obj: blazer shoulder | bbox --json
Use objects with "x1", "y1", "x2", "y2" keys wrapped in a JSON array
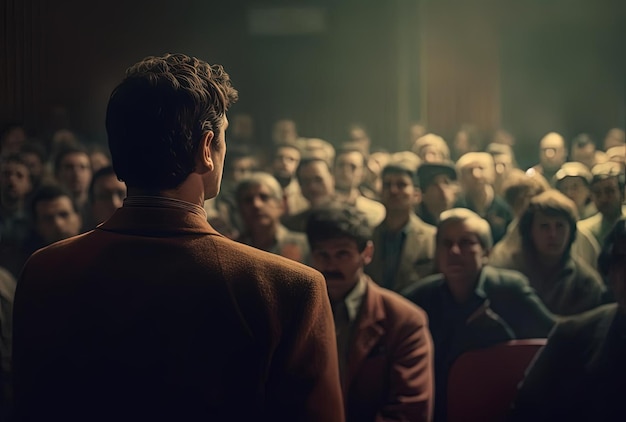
[
  {"x1": 398, "y1": 273, "x2": 443, "y2": 304},
  {"x1": 482, "y1": 266, "x2": 531, "y2": 289}
]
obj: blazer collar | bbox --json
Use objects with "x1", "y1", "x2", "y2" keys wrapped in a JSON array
[
  {"x1": 97, "y1": 205, "x2": 221, "y2": 238},
  {"x1": 346, "y1": 277, "x2": 386, "y2": 390}
]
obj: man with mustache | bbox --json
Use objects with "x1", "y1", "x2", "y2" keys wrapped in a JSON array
[{"x1": 306, "y1": 204, "x2": 434, "y2": 422}]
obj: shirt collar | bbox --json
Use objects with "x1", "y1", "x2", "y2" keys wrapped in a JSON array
[
  {"x1": 342, "y1": 275, "x2": 368, "y2": 321},
  {"x1": 123, "y1": 195, "x2": 207, "y2": 219}
]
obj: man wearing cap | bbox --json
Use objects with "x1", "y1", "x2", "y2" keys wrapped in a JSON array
[
  {"x1": 367, "y1": 162, "x2": 437, "y2": 293},
  {"x1": 415, "y1": 161, "x2": 459, "y2": 226},
  {"x1": 554, "y1": 161, "x2": 597, "y2": 219},
  {"x1": 579, "y1": 161, "x2": 626, "y2": 247},
  {"x1": 528, "y1": 132, "x2": 568, "y2": 184}
]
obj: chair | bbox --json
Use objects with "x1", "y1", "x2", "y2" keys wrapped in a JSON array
[{"x1": 447, "y1": 338, "x2": 547, "y2": 422}]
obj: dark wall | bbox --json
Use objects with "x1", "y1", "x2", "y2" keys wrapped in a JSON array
[{"x1": 2, "y1": 0, "x2": 624, "y2": 160}]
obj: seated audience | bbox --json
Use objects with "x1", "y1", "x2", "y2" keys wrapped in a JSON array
[
  {"x1": 306, "y1": 204, "x2": 434, "y2": 422},
  {"x1": 411, "y1": 133, "x2": 451, "y2": 163},
  {"x1": 527, "y1": 132, "x2": 568, "y2": 185},
  {"x1": 84, "y1": 165, "x2": 127, "y2": 230},
  {"x1": 402, "y1": 208, "x2": 555, "y2": 422},
  {"x1": 578, "y1": 161, "x2": 625, "y2": 247},
  {"x1": 235, "y1": 172, "x2": 309, "y2": 263},
  {"x1": 270, "y1": 142, "x2": 308, "y2": 217},
  {"x1": 509, "y1": 218, "x2": 626, "y2": 421},
  {"x1": 415, "y1": 161, "x2": 459, "y2": 226},
  {"x1": 283, "y1": 156, "x2": 337, "y2": 233},
  {"x1": 367, "y1": 162, "x2": 436, "y2": 292},
  {"x1": 454, "y1": 152, "x2": 514, "y2": 245},
  {"x1": 490, "y1": 190, "x2": 605, "y2": 315},
  {"x1": 553, "y1": 161, "x2": 597, "y2": 219},
  {"x1": 333, "y1": 146, "x2": 385, "y2": 228},
  {"x1": 53, "y1": 144, "x2": 93, "y2": 223}
]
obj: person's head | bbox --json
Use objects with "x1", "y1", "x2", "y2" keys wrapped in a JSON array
[
  {"x1": 53, "y1": 144, "x2": 92, "y2": 199},
  {"x1": 229, "y1": 112, "x2": 254, "y2": 141},
  {"x1": 380, "y1": 162, "x2": 420, "y2": 214},
  {"x1": 502, "y1": 169, "x2": 551, "y2": 218},
  {"x1": 0, "y1": 154, "x2": 32, "y2": 206},
  {"x1": 88, "y1": 143, "x2": 112, "y2": 173},
  {"x1": 333, "y1": 146, "x2": 366, "y2": 191},
  {"x1": 603, "y1": 128, "x2": 625, "y2": 151},
  {"x1": 19, "y1": 140, "x2": 48, "y2": 185},
  {"x1": 606, "y1": 145, "x2": 625, "y2": 166},
  {"x1": 553, "y1": 162, "x2": 592, "y2": 214},
  {"x1": 569, "y1": 133, "x2": 597, "y2": 169},
  {"x1": 589, "y1": 161, "x2": 625, "y2": 219},
  {"x1": 235, "y1": 172, "x2": 284, "y2": 233},
  {"x1": 31, "y1": 184, "x2": 82, "y2": 244},
  {"x1": 598, "y1": 218, "x2": 626, "y2": 310},
  {"x1": 89, "y1": 166, "x2": 126, "y2": 225},
  {"x1": 272, "y1": 119, "x2": 298, "y2": 145},
  {"x1": 271, "y1": 142, "x2": 301, "y2": 187},
  {"x1": 0, "y1": 122, "x2": 27, "y2": 157},
  {"x1": 435, "y1": 208, "x2": 492, "y2": 288},
  {"x1": 417, "y1": 161, "x2": 458, "y2": 219},
  {"x1": 453, "y1": 124, "x2": 482, "y2": 158},
  {"x1": 411, "y1": 133, "x2": 450, "y2": 163},
  {"x1": 519, "y1": 190, "x2": 578, "y2": 262},
  {"x1": 296, "y1": 157, "x2": 335, "y2": 207},
  {"x1": 347, "y1": 123, "x2": 371, "y2": 154},
  {"x1": 538, "y1": 132, "x2": 567, "y2": 172},
  {"x1": 306, "y1": 203, "x2": 373, "y2": 301},
  {"x1": 223, "y1": 146, "x2": 259, "y2": 185},
  {"x1": 456, "y1": 152, "x2": 495, "y2": 195},
  {"x1": 301, "y1": 138, "x2": 335, "y2": 167},
  {"x1": 106, "y1": 53, "x2": 238, "y2": 198}
]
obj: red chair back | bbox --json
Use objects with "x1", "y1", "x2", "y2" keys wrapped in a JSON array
[{"x1": 447, "y1": 338, "x2": 547, "y2": 422}]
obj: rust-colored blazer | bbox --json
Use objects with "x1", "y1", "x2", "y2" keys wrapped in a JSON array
[
  {"x1": 344, "y1": 278, "x2": 434, "y2": 422},
  {"x1": 13, "y1": 204, "x2": 344, "y2": 422}
]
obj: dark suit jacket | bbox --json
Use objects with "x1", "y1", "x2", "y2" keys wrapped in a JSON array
[
  {"x1": 510, "y1": 304, "x2": 626, "y2": 422},
  {"x1": 12, "y1": 204, "x2": 344, "y2": 422},
  {"x1": 345, "y1": 279, "x2": 434, "y2": 422},
  {"x1": 401, "y1": 266, "x2": 554, "y2": 421},
  {"x1": 367, "y1": 213, "x2": 437, "y2": 293}
]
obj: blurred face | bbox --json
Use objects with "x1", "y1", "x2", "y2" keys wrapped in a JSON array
[
  {"x1": 590, "y1": 177, "x2": 623, "y2": 218},
  {"x1": 298, "y1": 161, "x2": 335, "y2": 207},
  {"x1": 21, "y1": 152, "x2": 44, "y2": 181},
  {"x1": 0, "y1": 161, "x2": 31, "y2": 202},
  {"x1": 90, "y1": 151, "x2": 110, "y2": 173},
  {"x1": 310, "y1": 237, "x2": 373, "y2": 302},
  {"x1": 238, "y1": 183, "x2": 283, "y2": 231},
  {"x1": 459, "y1": 160, "x2": 494, "y2": 193},
  {"x1": 557, "y1": 177, "x2": 590, "y2": 212},
  {"x1": 539, "y1": 134, "x2": 566, "y2": 171},
  {"x1": 36, "y1": 196, "x2": 82, "y2": 244},
  {"x1": 422, "y1": 175, "x2": 457, "y2": 216},
  {"x1": 571, "y1": 143, "x2": 596, "y2": 169},
  {"x1": 419, "y1": 145, "x2": 446, "y2": 163},
  {"x1": 530, "y1": 212, "x2": 571, "y2": 259},
  {"x1": 91, "y1": 174, "x2": 126, "y2": 225},
  {"x1": 230, "y1": 157, "x2": 256, "y2": 183},
  {"x1": 381, "y1": 172, "x2": 418, "y2": 212},
  {"x1": 57, "y1": 152, "x2": 92, "y2": 196},
  {"x1": 437, "y1": 220, "x2": 487, "y2": 286},
  {"x1": 334, "y1": 151, "x2": 364, "y2": 191},
  {"x1": 272, "y1": 146, "x2": 300, "y2": 180},
  {"x1": 273, "y1": 120, "x2": 297, "y2": 144}
]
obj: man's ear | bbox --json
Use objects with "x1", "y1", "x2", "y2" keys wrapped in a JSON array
[
  {"x1": 197, "y1": 131, "x2": 215, "y2": 173},
  {"x1": 362, "y1": 240, "x2": 374, "y2": 266}
]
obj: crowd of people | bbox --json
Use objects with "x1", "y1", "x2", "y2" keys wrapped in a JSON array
[{"x1": 0, "y1": 52, "x2": 625, "y2": 420}]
